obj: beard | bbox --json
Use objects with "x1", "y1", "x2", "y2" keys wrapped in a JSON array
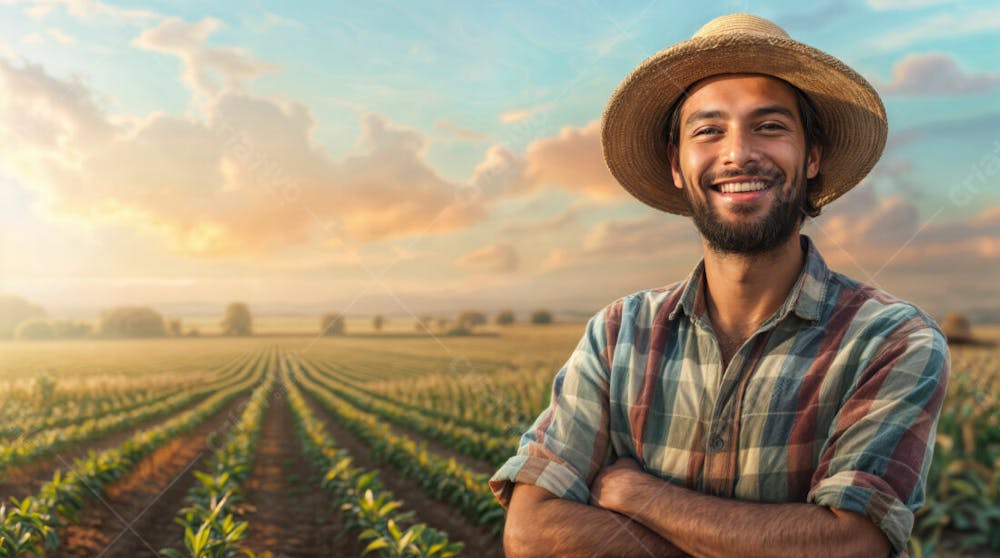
[{"x1": 682, "y1": 163, "x2": 807, "y2": 256}]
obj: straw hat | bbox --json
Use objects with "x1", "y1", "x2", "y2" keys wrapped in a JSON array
[{"x1": 601, "y1": 13, "x2": 888, "y2": 216}]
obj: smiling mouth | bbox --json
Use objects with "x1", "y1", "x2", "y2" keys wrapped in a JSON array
[{"x1": 712, "y1": 180, "x2": 770, "y2": 194}]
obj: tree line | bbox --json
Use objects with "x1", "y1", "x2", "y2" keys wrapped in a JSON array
[{"x1": 1, "y1": 294, "x2": 556, "y2": 340}]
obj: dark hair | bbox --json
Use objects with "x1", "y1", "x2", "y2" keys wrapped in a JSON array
[{"x1": 664, "y1": 78, "x2": 825, "y2": 218}]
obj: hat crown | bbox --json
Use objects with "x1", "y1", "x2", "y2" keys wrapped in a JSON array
[{"x1": 692, "y1": 13, "x2": 789, "y2": 40}]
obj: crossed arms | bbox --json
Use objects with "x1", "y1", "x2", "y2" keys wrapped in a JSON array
[{"x1": 504, "y1": 458, "x2": 890, "y2": 558}]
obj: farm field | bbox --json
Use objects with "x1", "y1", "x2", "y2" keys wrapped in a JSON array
[{"x1": 0, "y1": 325, "x2": 997, "y2": 557}]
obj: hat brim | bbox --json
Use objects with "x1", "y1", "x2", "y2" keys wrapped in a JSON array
[{"x1": 601, "y1": 33, "x2": 888, "y2": 216}]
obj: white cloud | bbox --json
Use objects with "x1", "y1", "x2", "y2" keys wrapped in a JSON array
[
  {"x1": 58, "y1": 0, "x2": 160, "y2": 24},
  {"x1": 882, "y1": 52, "x2": 1000, "y2": 95},
  {"x1": 872, "y1": 8, "x2": 1000, "y2": 51},
  {"x1": 133, "y1": 17, "x2": 276, "y2": 96},
  {"x1": 47, "y1": 27, "x2": 75, "y2": 45},
  {"x1": 0, "y1": 58, "x2": 485, "y2": 255},
  {"x1": 24, "y1": 3, "x2": 54, "y2": 19}
]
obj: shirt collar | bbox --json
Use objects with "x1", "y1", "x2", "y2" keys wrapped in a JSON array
[{"x1": 668, "y1": 235, "x2": 830, "y2": 325}]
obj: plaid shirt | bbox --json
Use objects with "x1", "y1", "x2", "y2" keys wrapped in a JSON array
[{"x1": 490, "y1": 235, "x2": 949, "y2": 555}]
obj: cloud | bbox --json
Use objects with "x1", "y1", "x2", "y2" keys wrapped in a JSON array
[
  {"x1": 525, "y1": 120, "x2": 621, "y2": 199},
  {"x1": 882, "y1": 53, "x2": 1000, "y2": 95},
  {"x1": 501, "y1": 205, "x2": 581, "y2": 235},
  {"x1": 807, "y1": 182, "x2": 1000, "y2": 284},
  {"x1": 24, "y1": 3, "x2": 54, "y2": 19},
  {"x1": 541, "y1": 214, "x2": 700, "y2": 272},
  {"x1": 500, "y1": 104, "x2": 550, "y2": 124},
  {"x1": 455, "y1": 242, "x2": 519, "y2": 273},
  {"x1": 434, "y1": 119, "x2": 487, "y2": 142},
  {"x1": 46, "y1": 28, "x2": 75, "y2": 45},
  {"x1": 777, "y1": 1, "x2": 854, "y2": 31},
  {"x1": 470, "y1": 119, "x2": 626, "y2": 203},
  {"x1": 0, "y1": 58, "x2": 484, "y2": 255},
  {"x1": 47, "y1": 0, "x2": 160, "y2": 24},
  {"x1": 241, "y1": 11, "x2": 301, "y2": 32},
  {"x1": 133, "y1": 17, "x2": 276, "y2": 96},
  {"x1": 872, "y1": 8, "x2": 1000, "y2": 51},
  {"x1": 867, "y1": 0, "x2": 955, "y2": 9}
]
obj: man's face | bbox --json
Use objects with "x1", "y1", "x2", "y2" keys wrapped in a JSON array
[{"x1": 668, "y1": 74, "x2": 821, "y2": 255}]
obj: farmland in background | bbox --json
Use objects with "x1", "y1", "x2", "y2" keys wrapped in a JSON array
[{"x1": 0, "y1": 324, "x2": 997, "y2": 557}]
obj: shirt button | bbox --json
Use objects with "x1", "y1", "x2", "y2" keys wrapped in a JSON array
[{"x1": 709, "y1": 435, "x2": 725, "y2": 452}]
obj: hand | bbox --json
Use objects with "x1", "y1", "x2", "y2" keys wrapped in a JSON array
[{"x1": 590, "y1": 456, "x2": 644, "y2": 514}]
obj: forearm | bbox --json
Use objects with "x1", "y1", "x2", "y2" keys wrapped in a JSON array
[
  {"x1": 613, "y1": 477, "x2": 889, "y2": 558},
  {"x1": 505, "y1": 483, "x2": 687, "y2": 558}
]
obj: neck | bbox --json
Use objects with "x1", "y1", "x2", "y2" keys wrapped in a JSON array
[{"x1": 701, "y1": 232, "x2": 805, "y2": 337}]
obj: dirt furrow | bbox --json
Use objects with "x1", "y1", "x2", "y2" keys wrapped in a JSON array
[
  {"x1": 242, "y1": 387, "x2": 357, "y2": 557},
  {"x1": 300, "y1": 389, "x2": 504, "y2": 558},
  {"x1": 46, "y1": 395, "x2": 250, "y2": 558}
]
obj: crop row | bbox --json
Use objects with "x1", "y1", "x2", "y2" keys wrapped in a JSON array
[
  {"x1": 0, "y1": 350, "x2": 256, "y2": 426},
  {"x1": 291, "y1": 355, "x2": 505, "y2": 537},
  {"x1": 306, "y1": 358, "x2": 514, "y2": 467},
  {"x1": 0, "y1": 350, "x2": 264, "y2": 478},
  {"x1": 365, "y1": 367, "x2": 549, "y2": 438},
  {"x1": 909, "y1": 355, "x2": 1000, "y2": 557},
  {"x1": 279, "y1": 351, "x2": 464, "y2": 557},
  {"x1": 163, "y1": 350, "x2": 277, "y2": 558},
  {"x1": 0, "y1": 349, "x2": 266, "y2": 557},
  {"x1": 0, "y1": 350, "x2": 255, "y2": 442}
]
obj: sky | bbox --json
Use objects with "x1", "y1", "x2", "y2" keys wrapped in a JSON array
[{"x1": 0, "y1": 0, "x2": 998, "y2": 320}]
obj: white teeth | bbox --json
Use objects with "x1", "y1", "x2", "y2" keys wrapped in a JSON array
[{"x1": 718, "y1": 181, "x2": 768, "y2": 194}]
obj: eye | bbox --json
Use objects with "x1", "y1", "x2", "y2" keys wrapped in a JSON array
[
  {"x1": 757, "y1": 122, "x2": 788, "y2": 132},
  {"x1": 693, "y1": 127, "x2": 721, "y2": 136}
]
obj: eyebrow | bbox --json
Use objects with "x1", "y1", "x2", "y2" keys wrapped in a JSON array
[{"x1": 684, "y1": 105, "x2": 797, "y2": 127}]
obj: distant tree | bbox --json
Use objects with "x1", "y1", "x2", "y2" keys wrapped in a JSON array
[
  {"x1": 456, "y1": 310, "x2": 487, "y2": 329},
  {"x1": 495, "y1": 309, "x2": 516, "y2": 326},
  {"x1": 0, "y1": 295, "x2": 46, "y2": 338},
  {"x1": 100, "y1": 306, "x2": 167, "y2": 337},
  {"x1": 221, "y1": 302, "x2": 253, "y2": 336},
  {"x1": 52, "y1": 320, "x2": 91, "y2": 338},
  {"x1": 415, "y1": 315, "x2": 434, "y2": 332},
  {"x1": 14, "y1": 318, "x2": 53, "y2": 339},
  {"x1": 435, "y1": 317, "x2": 449, "y2": 331},
  {"x1": 446, "y1": 323, "x2": 472, "y2": 336},
  {"x1": 186, "y1": 328, "x2": 201, "y2": 337},
  {"x1": 530, "y1": 309, "x2": 553, "y2": 325},
  {"x1": 321, "y1": 312, "x2": 346, "y2": 336},
  {"x1": 167, "y1": 319, "x2": 183, "y2": 337},
  {"x1": 373, "y1": 314, "x2": 385, "y2": 332}
]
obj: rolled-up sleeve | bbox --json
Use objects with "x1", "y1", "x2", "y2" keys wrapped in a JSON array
[
  {"x1": 808, "y1": 316, "x2": 950, "y2": 556},
  {"x1": 489, "y1": 308, "x2": 614, "y2": 509}
]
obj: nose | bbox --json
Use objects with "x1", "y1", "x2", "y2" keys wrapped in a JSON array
[{"x1": 721, "y1": 126, "x2": 759, "y2": 168}]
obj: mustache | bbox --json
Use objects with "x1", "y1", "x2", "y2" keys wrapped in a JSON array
[{"x1": 700, "y1": 165, "x2": 785, "y2": 189}]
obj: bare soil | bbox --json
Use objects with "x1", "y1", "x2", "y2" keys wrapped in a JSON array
[
  {"x1": 242, "y1": 386, "x2": 360, "y2": 557},
  {"x1": 45, "y1": 396, "x2": 249, "y2": 558},
  {"x1": 301, "y1": 389, "x2": 504, "y2": 558}
]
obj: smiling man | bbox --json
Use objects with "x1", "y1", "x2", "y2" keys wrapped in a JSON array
[{"x1": 490, "y1": 14, "x2": 949, "y2": 558}]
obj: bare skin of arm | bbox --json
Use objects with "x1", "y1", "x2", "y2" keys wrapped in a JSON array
[
  {"x1": 590, "y1": 458, "x2": 892, "y2": 558},
  {"x1": 504, "y1": 482, "x2": 689, "y2": 558}
]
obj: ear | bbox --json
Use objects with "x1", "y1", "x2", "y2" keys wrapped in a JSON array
[
  {"x1": 668, "y1": 145, "x2": 683, "y2": 190},
  {"x1": 806, "y1": 143, "x2": 822, "y2": 179}
]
